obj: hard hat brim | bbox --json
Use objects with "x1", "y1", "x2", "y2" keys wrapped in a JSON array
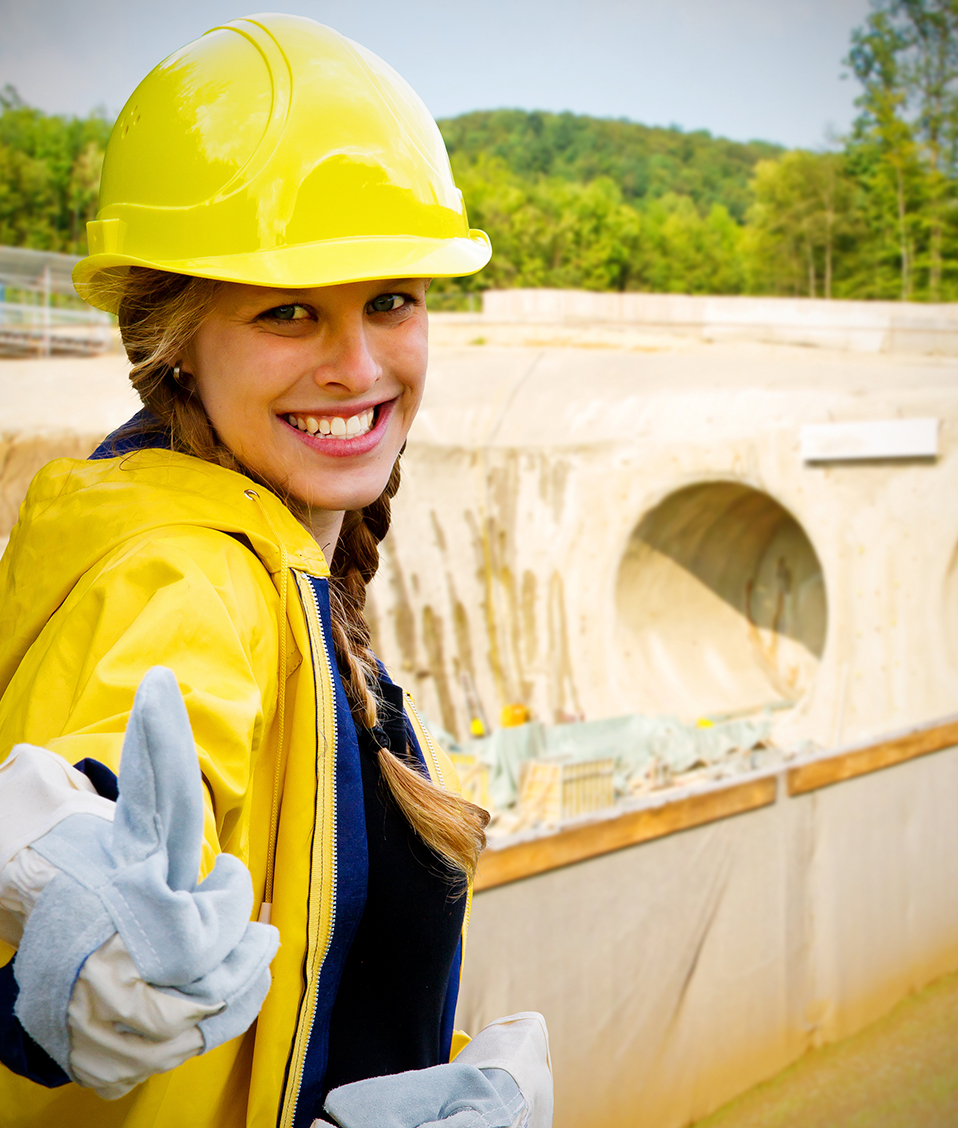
[{"x1": 73, "y1": 231, "x2": 492, "y2": 314}]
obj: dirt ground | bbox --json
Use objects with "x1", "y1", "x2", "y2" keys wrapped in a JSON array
[{"x1": 693, "y1": 970, "x2": 958, "y2": 1128}]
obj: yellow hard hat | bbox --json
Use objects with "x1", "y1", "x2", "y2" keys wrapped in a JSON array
[{"x1": 73, "y1": 14, "x2": 491, "y2": 312}]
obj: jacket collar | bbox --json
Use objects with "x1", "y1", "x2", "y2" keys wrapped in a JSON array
[{"x1": 0, "y1": 444, "x2": 329, "y2": 702}]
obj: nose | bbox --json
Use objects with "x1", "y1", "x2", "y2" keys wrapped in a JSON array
[{"x1": 311, "y1": 313, "x2": 382, "y2": 395}]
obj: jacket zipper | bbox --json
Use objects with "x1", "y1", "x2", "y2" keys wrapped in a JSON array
[
  {"x1": 404, "y1": 691, "x2": 446, "y2": 789},
  {"x1": 280, "y1": 572, "x2": 339, "y2": 1128}
]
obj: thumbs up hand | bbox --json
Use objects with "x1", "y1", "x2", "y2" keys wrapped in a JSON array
[{"x1": 12, "y1": 667, "x2": 280, "y2": 1097}]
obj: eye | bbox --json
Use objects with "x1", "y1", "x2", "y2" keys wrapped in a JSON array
[
  {"x1": 368, "y1": 293, "x2": 407, "y2": 314},
  {"x1": 262, "y1": 303, "x2": 310, "y2": 322}
]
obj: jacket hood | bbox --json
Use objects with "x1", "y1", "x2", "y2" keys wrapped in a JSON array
[{"x1": 0, "y1": 447, "x2": 329, "y2": 699}]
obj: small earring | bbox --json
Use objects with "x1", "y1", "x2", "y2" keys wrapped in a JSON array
[{"x1": 172, "y1": 363, "x2": 189, "y2": 387}]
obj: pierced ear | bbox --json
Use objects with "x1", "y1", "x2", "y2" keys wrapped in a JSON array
[{"x1": 172, "y1": 362, "x2": 194, "y2": 388}]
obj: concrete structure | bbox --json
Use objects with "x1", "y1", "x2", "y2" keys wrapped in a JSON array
[{"x1": 370, "y1": 334, "x2": 958, "y2": 753}]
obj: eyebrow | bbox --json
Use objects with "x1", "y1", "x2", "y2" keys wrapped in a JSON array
[
  {"x1": 249, "y1": 290, "x2": 311, "y2": 300},
  {"x1": 253, "y1": 280, "x2": 419, "y2": 297},
  {"x1": 234, "y1": 280, "x2": 423, "y2": 312}
]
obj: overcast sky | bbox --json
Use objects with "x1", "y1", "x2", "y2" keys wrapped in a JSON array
[{"x1": 1, "y1": 0, "x2": 872, "y2": 149}]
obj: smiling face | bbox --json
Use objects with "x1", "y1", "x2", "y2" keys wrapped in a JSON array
[{"x1": 185, "y1": 278, "x2": 429, "y2": 547}]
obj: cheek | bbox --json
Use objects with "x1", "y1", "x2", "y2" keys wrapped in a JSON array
[
  {"x1": 194, "y1": 374, "x2": 250, "y2": 441},
  {"x1": 396, "y1": 337, "x2": 429, "y2": 406},
  {"x1": 192, "y1": 339, "x2": 277, "y2": 437},
  {"x1": 191, "y1": 332, "x2": 238, "y2": 423}
]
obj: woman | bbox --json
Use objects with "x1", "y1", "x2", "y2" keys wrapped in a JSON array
[{"x1": 0, "y1": 14, "x2": 527, "y2": 1128}]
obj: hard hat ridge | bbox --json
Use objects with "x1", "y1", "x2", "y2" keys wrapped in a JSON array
[{"x1": 73, "y1": 14, "x2": 491, "y2": 312}]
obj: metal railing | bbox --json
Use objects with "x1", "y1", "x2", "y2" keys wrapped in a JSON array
[{"x1": 0, "y1": 246, "x2": 114, "y2": 358}]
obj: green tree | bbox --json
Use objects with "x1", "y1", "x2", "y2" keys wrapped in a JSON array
[
  {"x1": 894, "y1": 0, "x2": 958, "y2": 297},
  {"x1": 0, "y1": 85, "x2": 111, "y2": 254},
  {"x1": 845, "y1": 1, "x2": 958, "y2": 300},
  {"x1": 430, "y1": 158, "x2": 747, "y2": 305},
  {"x1": 434, "y1": 158, "x2": 643, "y2": 296},
  {"x1": 745, "y1": 151, "x2": 860, "y2": 298},
  {"x1": 848, "y1": 9, "x2": 925, "y2": 297},
  {"x1": 637, "y1": 195, "x2": 745, "y2": 294}
]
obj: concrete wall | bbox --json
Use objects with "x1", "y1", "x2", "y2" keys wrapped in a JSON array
[
  {"x1": 369, "y1": 341, "x2": 958, "y2": 751},
  {"x1": 481, "y1": 289, "x2": 958, "y2": 355}
]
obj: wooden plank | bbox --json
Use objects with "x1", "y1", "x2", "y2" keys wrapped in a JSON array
[
  {"x1": 787, "y1": 719, "x2": 958, "y2": 797},
  {"x1": 474, "y1": 775, "x2": 777, "y2": 892}
]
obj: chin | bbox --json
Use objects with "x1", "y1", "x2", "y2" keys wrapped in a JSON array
[
  {"x1": 294, "y1": 480, "x2": 391, "y2": 514},
  {"x1": 254, "y1": 457, "x2": 391, "y2": 514}
]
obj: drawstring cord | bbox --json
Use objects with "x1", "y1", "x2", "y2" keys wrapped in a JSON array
[{"x1": 245, "y1": 488, "x2": 289, "y2": 925}]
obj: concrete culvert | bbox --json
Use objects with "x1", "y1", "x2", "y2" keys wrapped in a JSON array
[{"x1": 615, "y1": 481, "x2": 827, "y2": 720}]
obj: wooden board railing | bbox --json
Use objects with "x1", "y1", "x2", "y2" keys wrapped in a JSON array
[
  {"x1": 786, "y1": 716, "x2": 958, "y2": 796},
  {"x1": 474, "y1": 776, "x2": 777, "y2": 891}
]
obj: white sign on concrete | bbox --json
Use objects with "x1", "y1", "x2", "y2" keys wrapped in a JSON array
[{"x1": 801, "y1": 417, "x2": 939, "y2": 462}]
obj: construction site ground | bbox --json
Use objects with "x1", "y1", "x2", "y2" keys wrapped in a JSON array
[{"x1": 693, "y1": 969, "x2": 958, "y2": 1128}]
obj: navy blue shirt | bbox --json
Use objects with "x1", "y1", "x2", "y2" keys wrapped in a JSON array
[{"x1": 319, "y1": 678, "x2": 467, "y2": 1106}]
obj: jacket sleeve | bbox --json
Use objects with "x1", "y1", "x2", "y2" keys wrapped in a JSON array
[
  {"x1": 0, "y1": 960, "x2": 69, "y2": 1087},
  {"x1": 0, "y1": 525, "x2": 283, "y2": 881}
]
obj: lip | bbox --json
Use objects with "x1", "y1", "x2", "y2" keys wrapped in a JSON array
[{"x1": 279, "y1": 398, "x2": 395, "y2": 458}]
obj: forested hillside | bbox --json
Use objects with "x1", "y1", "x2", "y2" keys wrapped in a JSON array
[
  {"x1": 439, "y1": 110, "x2": 781, "y2": 221},
  {"x1": 3, "y1": 0, "x2": 958, "y2": 305}
]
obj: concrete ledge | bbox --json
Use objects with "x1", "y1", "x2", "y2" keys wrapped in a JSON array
[{"x1": 481, "y1": 289, "x2": 958, "y2": 355}]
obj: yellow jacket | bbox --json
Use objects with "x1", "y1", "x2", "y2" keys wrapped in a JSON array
[{"x1": 0, "y1": 448, "x2": 466, "y2": 1128}]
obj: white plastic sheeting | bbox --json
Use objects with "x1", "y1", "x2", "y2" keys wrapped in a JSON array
[
  {"x1": 456, "y1": 743, "x2": 958, "y2": 1128},
  {"x1": 464, "y1": 715, "x2": 775, "y2": 812}
]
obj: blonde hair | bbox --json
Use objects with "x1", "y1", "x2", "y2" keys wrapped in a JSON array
[{"x1": 109, "y1": 266, "x2": 488, "y2": 879}]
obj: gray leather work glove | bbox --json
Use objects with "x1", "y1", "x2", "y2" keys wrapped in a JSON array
[
  {"x1": 13, "y1": 666, "x2": 280, "y2": 1096},
  {"x1": 318, "y1": 1012, "x2": 552, "y2": 1128}
]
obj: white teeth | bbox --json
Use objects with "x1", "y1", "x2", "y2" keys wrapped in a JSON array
[{"x1": 288, "y1": 408, "x2": 376, "y2": 438}]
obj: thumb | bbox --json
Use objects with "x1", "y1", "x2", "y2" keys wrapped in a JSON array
[{"x1": 112, "y1": 667, "x2": 203, "y2": 891}]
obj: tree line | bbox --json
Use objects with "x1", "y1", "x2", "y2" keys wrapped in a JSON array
[{"x1": 2, "y1": 0, "x2": 957, "y2": 305}]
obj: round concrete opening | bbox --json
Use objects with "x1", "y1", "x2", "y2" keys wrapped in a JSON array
[{"x1": 615, "y1": 482, "x2": 827, "y2": 719}]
